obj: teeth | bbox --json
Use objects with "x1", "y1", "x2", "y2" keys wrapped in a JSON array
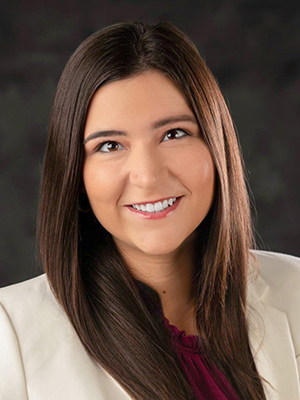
[
  {"x1": 132, "y1": 197, "x2": 177, "y2": 213},
  {"x1": 154, "y1": 202, "x2": 163, "y2": 212},
  {"x1": 146, "y1": 203, "x2": 155, "y2": 212}
]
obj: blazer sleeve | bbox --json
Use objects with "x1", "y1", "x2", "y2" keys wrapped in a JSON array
[{"x1": 0, "y1": 303, "x2": 28, "y2": 400}]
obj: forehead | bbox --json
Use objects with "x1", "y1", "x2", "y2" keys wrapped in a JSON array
[{"x1": 84, "y1": 70, "x2": 193, "y2": 130}]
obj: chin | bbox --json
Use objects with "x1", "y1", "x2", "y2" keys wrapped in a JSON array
[{"x1": 134, "y1": 239, "x2": 184, "y2": 256}]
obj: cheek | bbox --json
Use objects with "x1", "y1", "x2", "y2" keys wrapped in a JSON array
[
  {"x1": 83, "y1": 162, "x2": 121, "y2": 206},
  {"x1": 180, "y1": 145, "x2": 215, "y2": 195}
]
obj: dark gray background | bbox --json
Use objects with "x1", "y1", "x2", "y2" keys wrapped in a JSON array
[{"x1": 1, "y1": 0, "x2": 299, "y2": 288}]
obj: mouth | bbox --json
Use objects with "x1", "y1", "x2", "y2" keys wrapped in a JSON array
[
  {"x1": 127, "y1": 196, "x2": 182, "y2": 213},
  {"x1": 124, "y1": 196, "x2": 183, "y2": 219}
]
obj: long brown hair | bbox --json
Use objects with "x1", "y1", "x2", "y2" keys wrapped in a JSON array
[{"x1": 36, "y1": 21, "x2": 269, "y2": 399}]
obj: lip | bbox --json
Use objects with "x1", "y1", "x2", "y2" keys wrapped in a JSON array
[{"x1": 125, "y1": 196, "x2": 183, "y2": 219}]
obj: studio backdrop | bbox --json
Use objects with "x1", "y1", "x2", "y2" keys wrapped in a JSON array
[{"x1": 0, "y1": 0, "x2": 299, "y2": 287}]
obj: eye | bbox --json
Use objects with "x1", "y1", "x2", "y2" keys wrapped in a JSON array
[
  {"x1": 94, "y1": 128, "x2": 190, "y2": 153},
  {"x1": 95, "y1": 140, "x2": 124, "y2": 153},
  {"x1": 161, "y1": 128, "x2": 190, "y2": 142}
]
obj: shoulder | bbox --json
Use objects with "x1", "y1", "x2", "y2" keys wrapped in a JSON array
[
  {"x1": 0, "y1": 273, "x2": 73, "y2": 358},
  {"x1": 248, "y1": 249, "x2": 300, "y2": 350},
  {"x1": 247, "y1": 249, "x2": 300, "y2": 326},
  {"x1": 0, "y1": 273, "x2": 47, "y2": 322},
  {"x1": 250, "y1": 248, "x2": 300, "y2": 272},
  {"x1": 0, "y1": 273, "x2": 71, "y2": 333},
  {"x1": 0, "y1": 273, "x2": 65, "y2": 322},
  {"x1": 0, "y1": 273, "x2": 50, "y2": 305},
  {"x1": 249, "y1": 249, "x2": 300, "y2": 297}
]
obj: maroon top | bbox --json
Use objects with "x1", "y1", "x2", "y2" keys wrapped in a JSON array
[{"x1": 161, "y1": 315, "x2": 240, "y2": 400}]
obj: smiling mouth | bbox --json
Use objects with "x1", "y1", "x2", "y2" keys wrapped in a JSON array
[{"x1": 129, "y1": 196, "x2": 181, "y2": 213}]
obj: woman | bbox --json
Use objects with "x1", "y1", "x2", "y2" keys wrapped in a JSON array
[{"x1": 0, "y1": 21, "x2": 299, "y2": 400}]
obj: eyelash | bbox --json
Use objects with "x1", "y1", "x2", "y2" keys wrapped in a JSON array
[{"x1": 94, "y1": 128, "x2": 191, "y2": 153}]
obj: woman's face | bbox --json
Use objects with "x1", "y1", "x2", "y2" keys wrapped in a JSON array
[{"x1": 83, "y1": 70, "x2": 215, "y2": 256}]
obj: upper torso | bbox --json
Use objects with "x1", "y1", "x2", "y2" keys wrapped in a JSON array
[{"x1": 0, "y1": 249, "x2": 299, "y2": 399}]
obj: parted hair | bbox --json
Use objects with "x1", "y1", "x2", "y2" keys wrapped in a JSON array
[{"x1": 36, "y1": 21, "x2": 269, "y2": 399}]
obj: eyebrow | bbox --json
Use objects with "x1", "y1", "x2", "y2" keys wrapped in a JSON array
[{"x1": 83, "y1": 114, "x2": 198, "y2": 144}]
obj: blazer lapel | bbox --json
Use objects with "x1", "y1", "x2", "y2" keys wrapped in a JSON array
[{"x1": 247, "y1": 257, "x2": 300, "y2": 399}]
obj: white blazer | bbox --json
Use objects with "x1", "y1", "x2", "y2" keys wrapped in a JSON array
[{"x1": 0, "y1": 250, "x2": 299, "y2": 400}]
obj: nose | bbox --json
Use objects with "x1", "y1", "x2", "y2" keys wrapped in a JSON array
[{"x1": 128, "y1": 146, "x2": 169, "y2": 189}]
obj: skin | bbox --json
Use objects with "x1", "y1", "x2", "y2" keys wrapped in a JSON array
[{"x1": 83, "y1": 70, "x2": 215, "y2": 334}]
